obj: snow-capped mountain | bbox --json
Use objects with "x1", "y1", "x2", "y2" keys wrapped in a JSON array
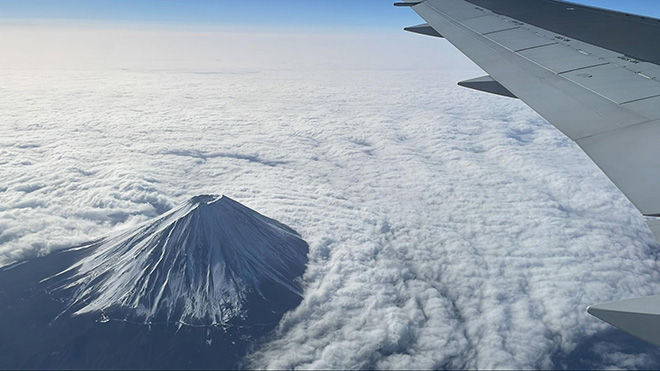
[
  {"x1": 0, "y1": 195, "x2": 309, "y2": 369},
  {"x1": 46, "y1": 194, "x2": 308, "y2": 326}
]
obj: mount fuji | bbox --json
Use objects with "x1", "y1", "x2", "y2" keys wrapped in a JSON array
[{"x1": 0, "y1": 195, "x2": 309, "y2": 369}]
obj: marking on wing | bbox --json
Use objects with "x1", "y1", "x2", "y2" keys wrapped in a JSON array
[
  {"x1": 485, "y1": 27, "x2": 557, "y2": 52},
  {"x1": 435, "y1": 0, "x2": 489, "y2": 21},
  {"x1": 461, "y1": 14, "x2": 519, "y2": 34},
  {"x1": 561, "y1": 64, "x2": 660, "y2": 107}
]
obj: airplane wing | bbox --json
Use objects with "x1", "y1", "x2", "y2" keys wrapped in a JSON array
[{"x1": 396, "y1": 0, "x2": 660, "y2": 347}]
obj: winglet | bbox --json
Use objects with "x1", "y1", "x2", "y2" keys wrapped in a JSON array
[
  {"x1": 588, "y1": 295, "x2": 660, "y2": 347},
  {"x1": 404, "y1": 23, "x2": 443, "y2": 38},
  {"x1": 458, "y1": 76, "x2": 517, "y2": 99}
]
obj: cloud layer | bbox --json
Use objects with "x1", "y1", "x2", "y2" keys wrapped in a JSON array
[{"x1": 2, "y1": 25, "x2": 660, "y2": 369}]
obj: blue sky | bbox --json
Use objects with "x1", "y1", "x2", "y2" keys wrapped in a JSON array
[
  {"x1": 0, "y1": 0, "x2": 659, "y2": 28},
  {"x1": 0, "y1": 0, "x2": 420, "y2": 28}
]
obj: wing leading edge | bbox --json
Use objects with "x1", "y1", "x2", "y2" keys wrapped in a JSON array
[{"x1": 397, "y1": 0, "x2": 660, "y2": 347}]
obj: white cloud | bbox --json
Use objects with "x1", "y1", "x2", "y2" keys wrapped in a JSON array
[{"x1": 1, "y1": 23, "x2": 660, "y2": 369}]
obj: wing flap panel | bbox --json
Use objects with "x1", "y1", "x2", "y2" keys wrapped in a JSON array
[
  {"x1": 623, "y1": 96, "x2": 660, "y2": 121},
  {"x1": 561, "y1": 64, "x2": 660, "y2": 105},
  {"x1": 439, "y1": 1, "x2": 489, "y2": 21},
  {"x1": 517, "y1": 43, "x2": 608, "y2": 74},
  {"x1": 485, "y1": 27, "x2": 557, "y2": 52},
  {"x1": 461, "y1": 15, "x2": 519, "y2": 35}
]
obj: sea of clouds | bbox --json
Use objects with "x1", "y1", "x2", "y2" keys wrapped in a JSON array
[{"x1": 2, "y1": 22, "x2": 660, "y2": 369}]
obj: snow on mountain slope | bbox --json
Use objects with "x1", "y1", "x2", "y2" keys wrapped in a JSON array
[{"x1": 45, "y1": 195, "x2": 309, "y2": 326}]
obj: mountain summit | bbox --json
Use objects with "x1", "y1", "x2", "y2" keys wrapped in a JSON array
[{"x1": 47, "y1": 194, "x2": 309, "y2": 326}]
